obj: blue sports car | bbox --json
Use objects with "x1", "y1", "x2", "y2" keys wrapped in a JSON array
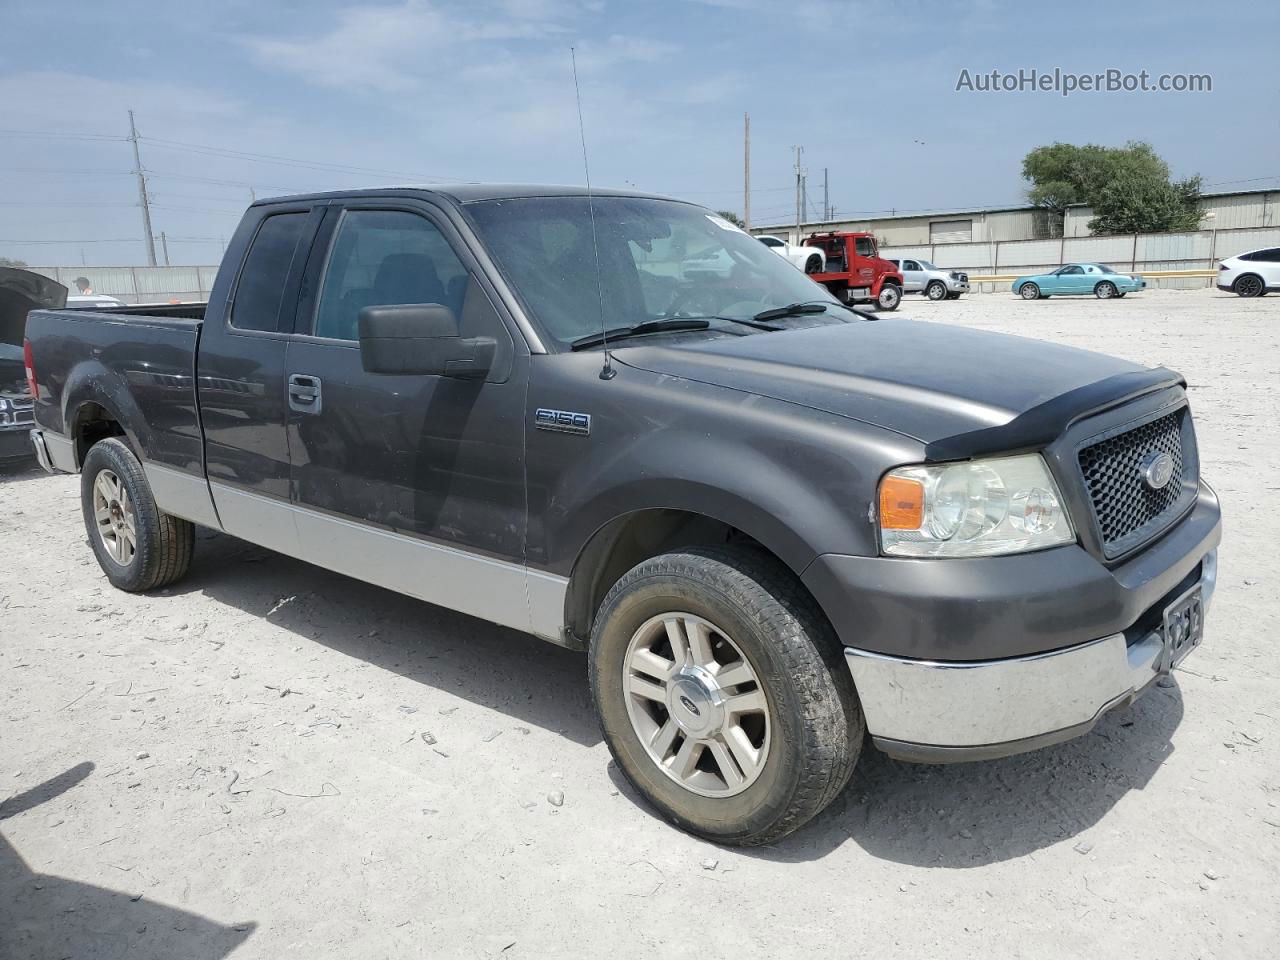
[{"x1": 1012, "y1": 263, "x2": 1146, "y2": 300}]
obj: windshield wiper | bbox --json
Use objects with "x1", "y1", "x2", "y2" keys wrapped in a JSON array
[
  {"x1": 754, "y1": 299, "x2": 879, "y2": 323},
  {"x1": 752, "y1": 301, "x2": 832, "y2": 322},
  {"x1": 570, "y1": 318, "x2": 711, "y2": 351}
]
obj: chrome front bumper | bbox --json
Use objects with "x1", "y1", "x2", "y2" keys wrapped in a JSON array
[{"x1": 846, "y1": 549, "x2": 1217, "y2": 762}]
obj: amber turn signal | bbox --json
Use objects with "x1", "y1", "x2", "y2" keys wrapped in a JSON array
[{"x1": 879, "y1": 475, "x2": 924, "y2": 530}]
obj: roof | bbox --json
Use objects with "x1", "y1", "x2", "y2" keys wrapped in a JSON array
[{"x1": 254, "y1": 182, "x2": 678, "y2": 206}]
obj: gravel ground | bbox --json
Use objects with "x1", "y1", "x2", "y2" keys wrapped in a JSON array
[{"x1": 2, "y1": 286, "x2": 1277, "y2": 959}]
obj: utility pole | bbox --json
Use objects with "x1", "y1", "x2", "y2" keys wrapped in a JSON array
[
  {"x1": 823, "y1": 168, "x2": 829, "y2": 222},
  {"x1": 743, "y1": 113, "x2": 751, "y2": 231},
  {"x1": 160, "y1": 231, "x2": 171, "y2": 266},
  {"x1": 793, "y1": 145, "x2": 805, "y2": 244},
  {"x1": 128, "y1": 110, "x2": 158, "y2": 267}
]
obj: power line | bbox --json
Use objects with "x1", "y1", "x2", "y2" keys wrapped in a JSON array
[
  {"x1": 138, "y1": 135, "x2": 471, "y2": 183},
  {"x1": 0, "y1": 128, "x2": 129, "y2": 142}
]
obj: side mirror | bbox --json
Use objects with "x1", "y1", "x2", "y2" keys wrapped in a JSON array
[{"x1": 358, "y1": 303, "x2": 495, "y2": 379}]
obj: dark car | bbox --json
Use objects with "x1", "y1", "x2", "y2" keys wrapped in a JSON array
[
  {"x1": 0, "y1": 267, "x2": 64, "y2": 463},
  {"x1": 25, "y1": 185, "x2": 1221, "y2": 845}
]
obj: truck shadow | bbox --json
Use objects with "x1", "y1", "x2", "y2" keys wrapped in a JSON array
[
  {"x1": 174, "y1": 528, "x2": 601, "y2": 747},
  {"x1": 1, "y1": 763, "x2": 255, "y2": 959},
  {"x1": 747, "y1": 683, "x2": 1185, "y2": 866}
]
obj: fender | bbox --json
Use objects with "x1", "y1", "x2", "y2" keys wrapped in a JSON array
[{"x1": 62, "y1": 359, "x2": 152, "y2": 467}]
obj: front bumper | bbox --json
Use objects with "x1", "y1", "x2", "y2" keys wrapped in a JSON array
[
  {"x1": 845, "y1": 546, "x2": 1217, "y2": 763},
  {"x1": 946, "y1": 279, "x2": 970, "y2": 293}
]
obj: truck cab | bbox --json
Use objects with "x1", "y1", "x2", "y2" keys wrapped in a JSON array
[{"x1": 803, "y1": 231, "x2": 905, "y2": 310}]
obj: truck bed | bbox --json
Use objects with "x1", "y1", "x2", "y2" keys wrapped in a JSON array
[{"x1": 25, "y1": 304, "x2": 208, "y2": 477}]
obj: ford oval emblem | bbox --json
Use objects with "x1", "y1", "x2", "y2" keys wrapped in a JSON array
[
  {"x1": 1141, "y1": 451, "x2": 1174, "y2": 490},
  {"x1": 678, "y1": 695, "x2": 701, "y2": 716}
]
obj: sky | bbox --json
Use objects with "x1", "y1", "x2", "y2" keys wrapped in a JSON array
[{"x1": 1, "y1": 0, "x2": 1277, "y2": 266}]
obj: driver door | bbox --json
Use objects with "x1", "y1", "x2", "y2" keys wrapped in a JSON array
[{"x1": 283, "y1": 200, "x2": 530, "y2": 630}]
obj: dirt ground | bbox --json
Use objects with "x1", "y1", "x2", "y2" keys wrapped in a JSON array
[{"x1": 2, "y1": 285, "x2": 1277, "y2": 959}]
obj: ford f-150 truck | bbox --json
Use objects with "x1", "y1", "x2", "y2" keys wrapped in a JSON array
[{"x1": 25, "y1": 185, "x2": 1221, "y2": 846}]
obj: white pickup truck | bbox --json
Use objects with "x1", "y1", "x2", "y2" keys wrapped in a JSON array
[{"x1": 756, "y1": 234, "x2": 825, "y2": 274}]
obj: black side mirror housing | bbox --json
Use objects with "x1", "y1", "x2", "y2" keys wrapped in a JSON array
[{"x1": 358, "y1": 303, "x2": 495, "y2": 379}]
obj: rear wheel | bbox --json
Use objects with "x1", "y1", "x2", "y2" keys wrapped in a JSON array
[
  {"x1": 80, "y1": 438, "x2": 194, "y2": 592},
  {"x1": 804, "y1": 255, "x2": 823, "y2": 275},
  {"x1": 926, "y1": 280, "x2": 947, "y2": 301},
  {"x1": 875, "y1": 283, "x2": 902, "y2": 311},
  {"x1": 589, "y1": 546, "x2": 863, "y2": 846},
  {"x1": 1019, "y1": 282, "x2": 1040, "y2": 300},
  {"x1": 1095, "y1": 281, "x2": 1117, "y2": 299},
  {"x1": 1234, "y1": 274, "x2": 1265, "y2": 298}
]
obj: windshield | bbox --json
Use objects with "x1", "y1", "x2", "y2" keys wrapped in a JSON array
[
  {"x1": 917, "y1": 260, "x2": 936, "y2": 270},
  {"x1": 465, "y1": 196, "x2": 844, "y2": 350}
]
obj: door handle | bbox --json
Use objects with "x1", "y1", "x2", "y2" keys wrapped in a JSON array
[{"x1": 288, "y1": 374, "x2": 322, "y2": 414}]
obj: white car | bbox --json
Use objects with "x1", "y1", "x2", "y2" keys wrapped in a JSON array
[
  {"x1": 756, "y1": 235, "x2": 825, "y2": 274},
  {"x1": 1217, "y1": 246, "x2": 1280, "y2": 298}
]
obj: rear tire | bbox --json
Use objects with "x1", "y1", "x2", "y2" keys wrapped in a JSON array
[
  {"x1": 804, "y1": 255, "x2": 823, "y2": 275},
  {"x1": 926, "y1": 280, "x2": 947, "y2": 301},
  {"x1": 80, "y1": 438, "x2": 194, "y2": 592},
  {"x1": 1095, "y1": 281, "x2": 1117, "y2": 299},
  {"x1": 1234, "y1": 274, "x2": 1265, "y2": 298},
  {"x1": 589, "y1": 546, "x2": 863, "y2": 846},
  {"x1": 875, "y1": 283, "x2": 902, "y2": 311}
]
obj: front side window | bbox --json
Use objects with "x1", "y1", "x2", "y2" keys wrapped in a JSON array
[
  {"x1": 313, "y1": 210, "x2": 469, "y2": 341},
  {"x1": 464, "y1": 197, "x2": 844, "y2": 350},
  {"x1": 1255, "y1": 248, "x2": 1280, "y2": 262},
  {"x1": 854, "y1": 237, "x2": 876, "y2": 257},
  {"x1": 1059, "y1": 265, "x2": 1084, "y2": 275},
  {"x1": 231, "y1": 212, "x2": 308, "y2": 332}
]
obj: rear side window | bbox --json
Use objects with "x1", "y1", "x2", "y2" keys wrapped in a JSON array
[
  {"x1": 902, "y1": 260, "x2": 920, "y2": 271},
  {"x1": 313, "y1": 210, "x2": 469, "y2": 342},
  {"x1": 231, "y1": 213, "x2": 308, "y2": 332},
  {"x1": 1252, "y1": 248, "x2": 1280, "y2": 262}
]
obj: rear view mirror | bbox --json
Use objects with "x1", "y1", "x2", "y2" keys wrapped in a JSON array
[{"x1": 358, "y1": 303, "x2": 495, "y2": 379}]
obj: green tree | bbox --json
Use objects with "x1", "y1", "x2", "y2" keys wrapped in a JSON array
[
  {"x1": 0, "y1": 256, "x2": 28, "y2": 268},
  {"x1": 715, "y1": 210, "x2": 745, "y2": 228},
  {"x1": 1021, "y1": 141, "x2": 1201, "y2": 235}
]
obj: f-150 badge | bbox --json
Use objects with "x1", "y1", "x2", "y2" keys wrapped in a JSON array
[{"x1": 535, "y1": 408, "x2": 591, "y2": 436}]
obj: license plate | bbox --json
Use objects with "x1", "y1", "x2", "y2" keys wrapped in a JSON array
[{"x1": 1162, "y1": 586, "x2": 1204, "y2": 671}]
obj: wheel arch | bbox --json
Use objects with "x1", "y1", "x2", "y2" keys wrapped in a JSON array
[{"x1": 561, "y1": 496, "x2": 839, "y2": 647}]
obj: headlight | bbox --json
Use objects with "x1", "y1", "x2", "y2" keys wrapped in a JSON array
[{"x1": 878, "y1": 454, "x2": 1075, "y2": 557}]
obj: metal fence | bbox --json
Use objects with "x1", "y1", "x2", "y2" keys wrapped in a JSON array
[
  {"x1": 882, "y1": 225, "x2": 1280, "y2": 292},
  {"x1": 21, "y1": 265, "x2": 219, "y2": 305},
  {"x1": 27, "y1": 224, "x2": 1280, "y2": 301}
]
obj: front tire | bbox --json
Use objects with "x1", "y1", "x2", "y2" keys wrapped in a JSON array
[
  {"x1": 1234, "y1": 274, "x2": 1265, "y2": 298},
  {"x1": 80, "y1": 438, "x2": 194, "y2": 592},
  {"x1": 589, "y1": 546, "x2": 863, "y2": 846},
  {"x1": 875, "y1": 283, "x2": 902, "y2": 311},
  {"x1": 926, "y1": 280, "x2": 947, "y2": 301},
  {"x1": 1019, "y1": 282, "x2": 1041, "y2": 300},
  {"x1": 1095, "y1": 281, "x2": 1117, "y2": 299}
]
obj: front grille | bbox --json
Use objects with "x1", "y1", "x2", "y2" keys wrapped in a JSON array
[{"x1": 1078, "y1": 408, "x2": 1193, "y2": 558}]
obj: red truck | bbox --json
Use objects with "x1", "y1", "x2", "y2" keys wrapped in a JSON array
[{"x1": 804, "y1": 231, "x2": 904, "y2": 311}]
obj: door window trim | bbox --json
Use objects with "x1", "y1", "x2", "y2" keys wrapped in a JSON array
[{"x1": 225, "y1": 204, "x2": 325, "y2": 340}]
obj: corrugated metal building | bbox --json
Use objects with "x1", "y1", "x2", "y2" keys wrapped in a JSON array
[{"x1": 752, "y1": 187, "x2": 1279, "y2": 246}]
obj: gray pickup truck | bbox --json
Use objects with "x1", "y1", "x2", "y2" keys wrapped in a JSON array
[{"x1": 25, "y1": 185, "x2": 1220, "y2": 845}]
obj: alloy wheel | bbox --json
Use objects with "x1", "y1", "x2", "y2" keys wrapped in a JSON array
[
  {"x1": 92, "y1": 469, "x2": 137, "y2": 565},
  {"x1": 622, "y1": 613, "x2": 771, "y2": 798}
]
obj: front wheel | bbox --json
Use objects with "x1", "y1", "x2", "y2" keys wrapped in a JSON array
[
  {"x1": 1019, "y1": 282, "x2": 1040, "y2": 300},
  {"x1": 875, "y1": 283, "x2": 902, "y2": 311},
  {"x1": 1095, "y1": 281, "x2": 1117, "y2": 299},
  {"x1": 80, "y1": 438, "x2": 194, "y2": 592},
  {"x1": 589, "y1": 547, "x2": 863, "y2": 846},
  {"x1": 926, "y1": 280, "x2": 947, "y2": 301}
]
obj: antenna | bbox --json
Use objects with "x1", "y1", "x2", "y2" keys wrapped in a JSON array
[{"x1": 570, "y1": 47, "x2": 615, "y2": 380}]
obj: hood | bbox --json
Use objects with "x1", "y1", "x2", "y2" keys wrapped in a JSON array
[{"x1": 615, "y1": 318, "x2": 1148, "y2": 446}]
